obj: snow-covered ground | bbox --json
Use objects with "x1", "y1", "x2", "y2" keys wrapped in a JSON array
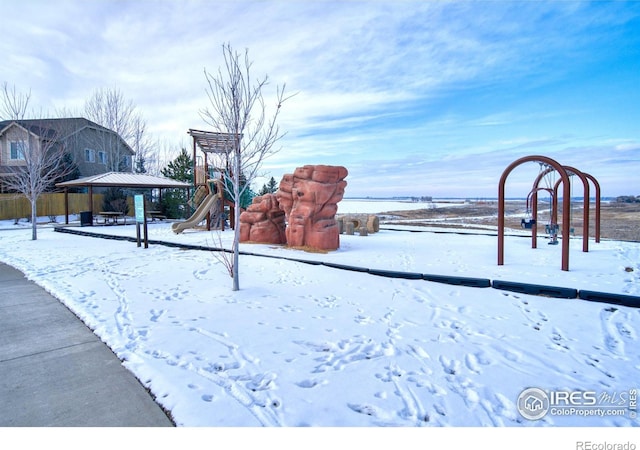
[{"x1": 1, "y1": 200, "x2": 638, "y2": 434}]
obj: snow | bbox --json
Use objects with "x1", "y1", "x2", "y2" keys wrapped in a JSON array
[{"x1": 1, "y1": 200, "x2": 639, "y2": 432}]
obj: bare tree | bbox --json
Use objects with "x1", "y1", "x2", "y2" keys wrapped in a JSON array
[
  {"x1": 200, "y1": 43, "x2": 292, "y2": 291},
  {"x1": 84, "y1": 87, "x2": 154, "y2": 173},
  {"x1": 131, "y1": 115, "x2": 156, "y2": 174},
  {"x1": 1, "y1": 82, "x2": 31, "y2": 120},
  {"x1": 2, "y1": 120, "x2": 76, "y2": 240},
  {"x1": 149, "y1": 138, "x2": 184, "y2": 176}
]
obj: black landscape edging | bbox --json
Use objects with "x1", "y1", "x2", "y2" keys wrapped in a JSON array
[
  {"x1": 285, "y1": 258, "x2": 324, "y2": 266},
  {"x1": 492, "y1": 280, "x2": 578, "y2": 299},
  {"x1": 55, "y1": 226, "x2": 136, "y2": 243},
  {"x1": 53, "y1": 226, "x2": 638, "y2": 308},
  {"x1": 423, "y1": 274, "x2": 492, "y2": 288},
  {"x1": 367, "y1": 268, "x2": 424, "y2": 280},
  {"x1": 321, "y1": 262, "x2": 370, "y2": 273},
  {"x1": 578, "y1": 290, "x2": 640, "y2": 308}
]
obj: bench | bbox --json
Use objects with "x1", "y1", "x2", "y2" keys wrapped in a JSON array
[
  {"x1": 146, "y1": 211, "x2": 167, "y2": 221},
  {"x1": 97, "y1": 211, "x2": 125, "y2": 225}
]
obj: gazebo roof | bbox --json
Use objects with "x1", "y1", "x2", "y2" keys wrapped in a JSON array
[{"x1": 56, "y1": 172, "x2": 191, "y2": 189}]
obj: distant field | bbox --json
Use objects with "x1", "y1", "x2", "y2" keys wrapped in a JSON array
[{"x1": 340, "y1": 199, "x2": 640, "y2": 242}]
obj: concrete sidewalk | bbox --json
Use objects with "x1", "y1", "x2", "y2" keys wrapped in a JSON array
[{"x1": 0, "y1": 262, "x2": 174, "y2": 427}]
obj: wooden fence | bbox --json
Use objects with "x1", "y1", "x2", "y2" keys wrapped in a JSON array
[{"x1": 0, "y1": 193, "x2": 112, "y2": 220}]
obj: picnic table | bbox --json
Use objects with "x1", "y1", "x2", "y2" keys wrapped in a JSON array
[
  {"x1": 97, "y1": 211, "x2": 125, "y2": 225},
  {"x1": 146, "y1": 210, "x2": 166, "y2": 221}
]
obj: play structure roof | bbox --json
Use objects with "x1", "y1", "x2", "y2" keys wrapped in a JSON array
[
  {"x1": 56, "y1": 172, "x2": 191, "y2": 189},
  {"x1": 188, "y1": 129, "x2": 240, "y2": 154}
]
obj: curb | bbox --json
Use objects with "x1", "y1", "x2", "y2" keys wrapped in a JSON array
[
  {"x1": 423, "y1": 274, "x2": 492, "y2": 288},
  {"x1": 578, "y1": 290, "x2": 640, "y2": 308},
  {"x1": 491, "y1": 280, "x2": 578, "y2": 299}
]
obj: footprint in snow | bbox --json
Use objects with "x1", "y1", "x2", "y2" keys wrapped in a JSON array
[
  {"x1": 439, "y1": 355, "x2": 461, "y2": 376},
  {"x1": 150, "y1": 308, "x2": 166, "y2": 322},
  {"x1": 246, "y1": 372, "x2": 277, "y2": 391},
  {"x1": 354, "y1": 314, "x2": 374, "y2": 325},
  {"x1": 295, "y1": 378, "x2": 328, "y2": 389},
  {"x1": 348, "y1": 403, "x2": 380, "y2": 417},
  {"x1": 465, "y1": 353, "x2": 481, "y2": 373},
  {"x1": 502, "y1": 349, "x2": 522, "y2": 363},
  {"x1": 600, "y1": 307, "x2": 630, "y2": 358},
  {"x1": 549, "y1": 327, "x2": 571, "y2": 351}
]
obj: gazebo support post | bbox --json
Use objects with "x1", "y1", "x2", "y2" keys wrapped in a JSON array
[
  {"x1": 89, "y1": 186, "x2": 93, "y2": 221},
  {"x1": 64, "y1": 188, "x2": 69, "y2": 225}
]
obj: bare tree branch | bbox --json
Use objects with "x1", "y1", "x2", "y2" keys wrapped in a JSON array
[
  {"x1": 84, "y1": 87, "x2": 154, "y2": 173},
  {"x1": 1, "y1": 82, "x2": 31, "y2": 120}
]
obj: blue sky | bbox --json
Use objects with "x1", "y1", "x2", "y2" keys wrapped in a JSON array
[{"x1": 2, "y1": 0, "x2": 639, "y2": 198}]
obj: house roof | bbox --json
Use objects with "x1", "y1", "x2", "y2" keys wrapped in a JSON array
[
  {"x1": 0, "y1": 120, "x2": 58, "y2": 141},
  {"x1": 56, "y1": 172, "x2": 191, "y2": 189},
  {"x1": 0, "y1": 118, "x2": 135, "y2": 155}
]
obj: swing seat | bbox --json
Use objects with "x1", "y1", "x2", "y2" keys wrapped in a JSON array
[
  {"x1": 521, "y1": 218, "x2": 536, "y2": 229},
  {"x1": 545, "y1": 224, "x2": 559, "y2": 234}
]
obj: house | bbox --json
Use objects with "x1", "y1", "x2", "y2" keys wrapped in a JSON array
[{"x1": 0, "y1": 118, "x2": 134, "y2": 192}]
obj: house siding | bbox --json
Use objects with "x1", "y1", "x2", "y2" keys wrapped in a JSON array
[
  {"x1": 0, "y1": 118, "x2": 134, "y2": 182},
  {"x1": 0, "y1": 124, "x2": 35, "y2": 168}
]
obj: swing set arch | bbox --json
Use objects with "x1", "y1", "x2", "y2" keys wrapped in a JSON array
[
  {"x1": 498, "y1": 155, "x2": 571, "y2": 271},
  {"x1": 498, "y1": 156, "x2": 601, "y2": 271}
]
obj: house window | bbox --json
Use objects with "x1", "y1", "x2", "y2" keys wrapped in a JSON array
[
  {"x1": 85, "y1": 148, "x2": 95, "y2": 163},
  {"x1": 98, "y1": 151, "x2": 107, "y2": 165},
  {"x1": 9, "y1": 141, "x2": 27, "y2": 160}
]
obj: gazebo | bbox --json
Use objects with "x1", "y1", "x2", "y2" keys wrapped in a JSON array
[{"x1": 56, "y1": 172, "x2": 191, "y2": 224}]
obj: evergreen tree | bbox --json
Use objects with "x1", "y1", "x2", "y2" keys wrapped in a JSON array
[
  {"x1": 102, "y1": 187, "x2": 129, "y2": 214},
  {"x1": 258, "y1": 176, "x2": 278, "y2": 195},
  {"x1": 134, "y1": 154, "x2": 147, "y2": 174},
  {"x1": 51, "y1": 153, "x2": 81, "y2": 192},
  {"x1": 161, "y1": 148, "x2": 193, "y2": 183},
  {"x1": 160, "y1": 148, "x2": 194, "y2": 218}
]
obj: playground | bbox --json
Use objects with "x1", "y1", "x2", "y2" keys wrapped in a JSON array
[
  {"x1": 0, "y1": 199, "x2": 638, "y2": 427},
  {"x1": 2, "y1": 154, "x2": 638, "y2": 427}
]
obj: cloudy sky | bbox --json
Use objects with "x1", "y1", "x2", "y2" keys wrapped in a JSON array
[{"x1": 2, "y1": 0, "x2": 639, "y2": 198}]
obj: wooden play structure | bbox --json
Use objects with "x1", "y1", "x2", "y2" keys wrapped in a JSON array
[
  {"x1": 184, "y1": 129, "x2": 248, "y2": 232},
  {"x1": 498, "y1": 155, "x2": 601, "y2": 271}
]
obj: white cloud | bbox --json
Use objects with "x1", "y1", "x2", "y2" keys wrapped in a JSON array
[{"x1": 2, "y1": 0, "x2": 639, "y2": 197}]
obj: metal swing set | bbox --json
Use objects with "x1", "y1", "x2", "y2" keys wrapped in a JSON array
[{"x1": 498, "y1": 155, "x2": 602, "y2": 271}]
